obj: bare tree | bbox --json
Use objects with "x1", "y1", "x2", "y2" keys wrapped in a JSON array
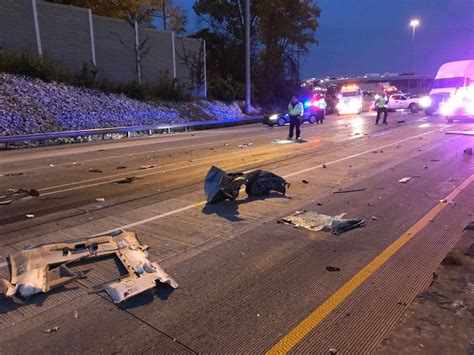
[{"x1": 176, "y1": 39, "x2": 205, "y2": 96}]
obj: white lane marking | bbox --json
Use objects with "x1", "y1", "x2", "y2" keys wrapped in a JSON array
[
  {"x1": 18, "y1": 120, "x2": 371, "y2": 194},
  {"x1": 0, "y1": 113, "x2": 406, "y2": 175},
  {"x1": 97, "y1": 126, "x2": 446, "y2": 234}
]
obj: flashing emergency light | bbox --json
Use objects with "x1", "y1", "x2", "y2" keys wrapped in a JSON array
[
  {"x1": 341, "y1": 84, "x2": 360, "y2": 91},
  {"x1": 304, "y1": 101, "x2": 311, "y2": 108}
]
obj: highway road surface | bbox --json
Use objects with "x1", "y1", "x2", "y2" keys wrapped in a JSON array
[{"x1": 1, "y1": 112, "x2": 473, "y2": 353}]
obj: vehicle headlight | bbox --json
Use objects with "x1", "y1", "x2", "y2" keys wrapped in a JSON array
[
  {"x1": 269, "y1": 114, "x2": 278, "y2": 120},
  {"x1": 420, "y1": 96, "x2": 432, "y2": 108},
  {"x1": 440, "y1": 103, "x2": 454, "y2": 116}
]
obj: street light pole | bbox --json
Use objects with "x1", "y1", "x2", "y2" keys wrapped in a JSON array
[
  {"x1": 245, "y1": 0, "x2": 251, "y2": 114},
  {"x1": 408, "y1": 19, "x2": 419, "y2": 92}
]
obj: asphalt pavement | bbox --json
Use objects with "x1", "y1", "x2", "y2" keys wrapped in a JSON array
[{"x1": 1, "y1": 112, "x2": 473, "y2": 354}]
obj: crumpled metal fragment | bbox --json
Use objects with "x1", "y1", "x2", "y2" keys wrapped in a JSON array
[
  {"x1": 280, "y1": 211, "x2": 365, "y2": 235},
  {"x1": 0, "y1": 231, "x2": 178, "y2": 304}
]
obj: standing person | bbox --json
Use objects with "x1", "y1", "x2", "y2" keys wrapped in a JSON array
[
  {"x1": 375, "y1": 92, "x2": 389, "y2": 124},
  {"x1": 317, "y1": 95, "x2": 327, "y2": 123},
  {"x1": 287, "y1": 95, "x2": 304, "y2": 140}
]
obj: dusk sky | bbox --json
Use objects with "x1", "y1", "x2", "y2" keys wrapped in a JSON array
[{"x1": 176, "y1": 0, "x2": 474, "y2": 79}]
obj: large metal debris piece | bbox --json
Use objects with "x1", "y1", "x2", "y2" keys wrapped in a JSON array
[
  {"x1": 204, "y1": 166, "x2": 247, "y2": 204},
  {"x1": 204, "y1": 166, "x2": 289, "y2": 204},
  {"x1": 280, "y1": 211, "x2": 365, "y2": 235},
  {"x1": 0, "y1": 231, "x2": 178, "y2": 304}
]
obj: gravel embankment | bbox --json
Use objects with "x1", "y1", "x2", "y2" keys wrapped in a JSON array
[{"x1": 0, "y1": 73, "x2": 245, "y2": 136}]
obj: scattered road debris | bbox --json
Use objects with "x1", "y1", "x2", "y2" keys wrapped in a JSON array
[
  {"x1": 326, "y1": 266, "x2": 341, "y2": 272},
  {"x1": 4, "y1": 172, "x2": 24, "y2": 177},
  {"x1": 0, "y1": 200, "x2": 13, "y2": 206},
  {"x1": 302, "y1": 180, "x2": 309, "y2": 184},
  {"x1": 397, "y1": 120, "x2": 406, "y2": 123},
  {"x1": 44, "y1": 326, "x2": 60, "y2": 333},
  {"x1": 204, "y1": 166, "x2": 288, "y2": 204},
  {"x1": 399, "y1": 177, "x2": 411, "y2": 183},
  {"x1": 112, "y1": 176, "x2": 139, "y2": 184},
  {"x1": 116, "y1": 165, "x2": 127, "y2": 170},
  {"x1": 245, "y1": 170, "x2": 288, "y2": 197},
  {"x1": 464, "y1": 147, "x2": 472, "y2": 155},
  {"x1": 25, "y1": 214, "x2": 35, "y2": 218},
  {"x1": 0, "y1": 188, "x2": 40, "y2": 205},
  {"x1": 333, "y1": 188, "x2": 367, "y2": 194},
  {"x1": 0, "y1": 231, "x2": 178, "y2": 304},
  {"x1": 279, "y1": 211, "x2": 365, "y2": 235},
  {"x1": 89, "y1": 168, "x2": 103, "y2": 173},
  {"x1": 95, "y1": 198, "x2": 105, "y2": 202},
  {"x1": 138, "y1": 165, "x2": 156, "y2": 170},
  {"x1": 445, "y1": 131, "x2": 474, "y2": 136},
  {"x1": 238, "y1": 143, "x2": 253, "y2": 148}
]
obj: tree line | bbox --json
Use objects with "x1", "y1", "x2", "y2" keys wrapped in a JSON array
[{"x1": 47, "y1": 0, "x2": 320, "y2": 107}]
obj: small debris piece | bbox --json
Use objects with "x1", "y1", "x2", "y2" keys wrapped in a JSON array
[
  {"x1": 368, "y1": 202, "x2": 375, "y2": 207},
  {"x1": 380, "y1": 150, "x2": 384, "y2": 153},
  {"x1": 423, "y1": 165, "x2": 428, "y2": 169},
  {"x1": 95, "y1": 198, "x2": 105, "y2": 202},
  {"x1": 238, "y1": 143, "x2": 253, "y2": 148},
  {"x1": 430, "y1": 159, "x2": 440, "y2": 162},
  {"x1": 397, "y1": 120, "x2": 406, "y2": 123},
  {"x1": 116, "y1": 165, "x2": 127, "y2": 170},
  {"x1": 25, "y1": 214, "x2": 35, "y2": 218},
  {"x1": 333, "y1": 188, "x2": 366, "y2": 194},
  {"x1": 317, "y1": 202, "x2": 323, "y2": 206},
  {"x1": 138, "y1": 165, "x2": 156, "y2": 170},
  {"x1": 44, "y1": 326, "x2": 60, "y2": 333},
  {"x1": 464, "y1": 221, "x2": 474, "y2": 231},
  {"x1": 302, "y1": 179, "x2": 309, "y2": 184},
  {"x1": 398, "y1": 177, "x2": 411, "y2": 183},
  {"x1": 4, "y1": 172, "x2": 23, "y2": 177},
  {"x1": 224, "y1": 143, "x2": 229, "y2": 146},
  {"x1": 465, "y1": 243, "x2": 474, "y2": 257},
  {"x1": 49, "y1": 164, "x2": 55, "y2": 167},
  {"x1": 464, "y1": 147, "x2": 472, "y2": 155},
  {"x1": 112, "y1": 177, "x2": 138, "y2": 184},
  {"x1": 322, "y1": 164, "x2": 327, "y2": 168},
  {"x1": 439, "y1": 199, "x2": 447, "y2": 203},
  {"x1": 73, "y1": 311, "x2": 78, "y2": 319},
  {"x1": 0, "y1": 200, "x2": 13, "y2": 206},
  {"x1": 372, "y1": 216, "x2": 378, "y2": 221},
  {"x1": 326, "y1": 266, "x2": 341, "y2": 272},
  {"x1": 89, "y1": 168, "x2": 103, "y2": 173}
]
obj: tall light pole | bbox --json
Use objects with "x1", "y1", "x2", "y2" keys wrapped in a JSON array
[
  {"x1": 245, "y1": 0, "x2": 251, "y2": 114},
  {"x1": 408, "y1": 19, "x2": 419, "y2": 91}
]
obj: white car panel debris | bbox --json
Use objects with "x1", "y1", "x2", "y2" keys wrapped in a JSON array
[{"x1": 0, "y1": 231, "x2": 178, "y2": 304}]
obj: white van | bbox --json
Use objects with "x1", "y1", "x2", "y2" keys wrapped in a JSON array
[{"x1": 422, "y1": 60, "x2": 474, "y2": 119}]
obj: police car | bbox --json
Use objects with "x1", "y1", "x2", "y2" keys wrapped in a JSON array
[{"x1": 263, "y1": 97, "x2": 326, "y2": 126}]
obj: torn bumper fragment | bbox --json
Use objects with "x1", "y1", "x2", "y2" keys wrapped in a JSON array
[{"x1": 0, "y1": 231, "x2": 178, "y2": 304}]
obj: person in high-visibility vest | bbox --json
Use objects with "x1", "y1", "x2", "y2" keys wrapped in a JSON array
[
  {"x1": 288, "y1": 95, "x2": 304, "y2": 140},
  {"x1": 317, "y1": 96, "x2": 327, "y2": 123},
  {"x1": 375, "y1": 92, "x2": 389, "y2": 124}
]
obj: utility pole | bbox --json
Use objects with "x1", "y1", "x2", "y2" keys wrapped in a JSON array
[{"x1": 245, "y1": 0, "x2": 251, "y2": 114}]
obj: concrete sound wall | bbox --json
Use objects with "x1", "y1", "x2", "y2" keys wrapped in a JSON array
[{"x1": 0, "y1": 0, "x2": 205, "y2": 94}]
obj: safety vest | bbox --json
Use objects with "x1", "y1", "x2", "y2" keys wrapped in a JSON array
[
  {"x1": 288, "y1": 102, "x2": 304, "y2": 116},
  {"x1": 376, "y1": 96, "x2": 388, "y2": 108}
]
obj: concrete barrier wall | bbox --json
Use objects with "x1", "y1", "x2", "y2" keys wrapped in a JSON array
[
  {"x1": 0, "y1": 0, "x2": 205, "y2": 94},
  {"x1": 37, "y1": 1, "x2": 92, "y2": 72},
  {"x1": 0, "y1": 0, "x2": 37, "y2": 54}
]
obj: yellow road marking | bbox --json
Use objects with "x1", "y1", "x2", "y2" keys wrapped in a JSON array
[{"x1": 266, "y1": 173, "x2": 474, "y2": 354}]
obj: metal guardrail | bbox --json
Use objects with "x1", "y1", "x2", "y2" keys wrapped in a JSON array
[{"x1": 0, "y1": 116, "x2": 263, "y2": 149}]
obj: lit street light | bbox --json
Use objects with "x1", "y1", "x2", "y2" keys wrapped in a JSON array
[
  {"x1": 408, "y1": 19, "x2": 420, "y2": 91},
  {"x1": 245, "y1": 0, "x2": 251, "y2": 114}
]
